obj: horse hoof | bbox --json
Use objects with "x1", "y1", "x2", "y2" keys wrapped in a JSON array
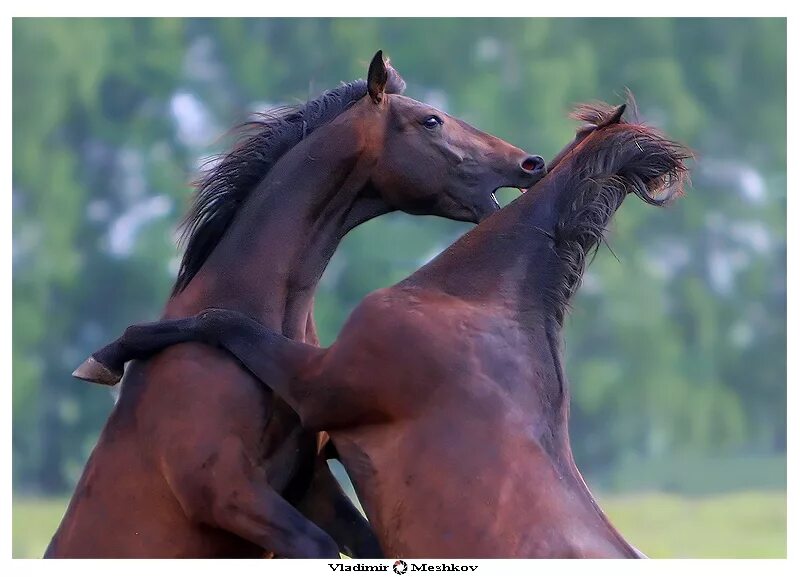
[{"x1": 72, "y1": 357, "x2": 123, "y2": 386}]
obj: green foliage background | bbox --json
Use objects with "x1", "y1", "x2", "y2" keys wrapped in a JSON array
[{"x1": 12, "y1": 18, "x2": 786, "y2": 503}]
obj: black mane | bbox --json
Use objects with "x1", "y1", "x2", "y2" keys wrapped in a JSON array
[
  {"x1": 545, "y1": 98, "x2": 691, "y2": 325},
  {"x1": 172, "y1": 69, "x2": 406, "y2": 295}
]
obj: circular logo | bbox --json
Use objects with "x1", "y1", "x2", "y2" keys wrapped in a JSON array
[{"x1": 393, "y1": 560, "x2": 408, "y2": 575}]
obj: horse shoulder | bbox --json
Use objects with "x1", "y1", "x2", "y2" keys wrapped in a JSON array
[
  {"x1": 334, "y1": 286, "x2": 465, "y2": 354},
  {"x1": 322, "y1": 287, "x2": 480, "y2": 412}
]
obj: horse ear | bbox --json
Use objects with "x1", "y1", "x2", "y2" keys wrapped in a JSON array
[
  {"x1": 368, "y1": 50, "x2": 389, "y2": 104},
  {"x1": 605, "y1": 104, "x2": 626, "y2": 126}
]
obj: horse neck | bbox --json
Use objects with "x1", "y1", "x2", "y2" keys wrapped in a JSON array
[
  {"x1": 164, "y1": 118, "x2": 388, "y2": 340},
  {"x1": 411, "y1": 170, "x2": 569, "y2": 321},
  {"x1": 409, "y1": 168, "x2": 640, "y2": 557}
]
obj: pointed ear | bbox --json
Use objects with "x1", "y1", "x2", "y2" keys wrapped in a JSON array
[
  {"x1": 367, "y1": 50, "x2": 389, "y2": 104},
  {"x1": 602, "y1": 103, "x2": 626, "y2": 127}
]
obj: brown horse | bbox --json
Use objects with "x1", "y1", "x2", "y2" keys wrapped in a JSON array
[
  {"x1": 78, "y1": 100, "x2": 690, "y2": 557},
  {"x1": 52, "y1": 51, "x2": 544, "y2": 558}
]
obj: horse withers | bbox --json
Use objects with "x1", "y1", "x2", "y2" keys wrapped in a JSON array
[
  {"x1": 57, "y1": 51, "x2": 545, "y2": 558},
  {"x1": 81, "y1": 99, "x2": 690, "y2": 557}
]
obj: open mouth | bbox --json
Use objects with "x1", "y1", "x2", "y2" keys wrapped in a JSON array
[{"x1": 490, "y1": 187, "x2": 528, "y2": 211}]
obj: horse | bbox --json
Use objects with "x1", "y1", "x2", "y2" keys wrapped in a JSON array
[
  {"x1": 78, "y1": 99, "x2": 690, "y2": 557},
  {"x1": 52, "y1": 50, "x2": 545, "y2": 559}
]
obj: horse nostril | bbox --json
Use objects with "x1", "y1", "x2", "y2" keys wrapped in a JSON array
[{"x1": 521, "y1": 155, "x2": 545, "y2": 173}]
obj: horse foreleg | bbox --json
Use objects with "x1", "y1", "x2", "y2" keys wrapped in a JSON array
[
  {"x1": 296, "y1": 453, "x2": 383, "y2": 559},
  {"x1": 73, "y1": 317, "x2": 202, "y2": 386},
  {"x1": 75, "y1": 308, "x2": 355, "y2": 429},
  {"x1": 163, "y1": 435, "x2": 339, "y2": 559}
]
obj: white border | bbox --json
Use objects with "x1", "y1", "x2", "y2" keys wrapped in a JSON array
[
  {"x1": 2, "y1": 0, "x2": 796, "y2": 17},
  {"x1": 3, "y1": 3, "x2": 794, "y2": 575}
]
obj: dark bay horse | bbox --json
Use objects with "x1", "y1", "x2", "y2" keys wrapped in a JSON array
[
  {"x1": 53, "y1": 51, "x2": 544, "y2": 558},
  {"x1": 79, "y1": 101, "x2": 689, "y2": 557}
]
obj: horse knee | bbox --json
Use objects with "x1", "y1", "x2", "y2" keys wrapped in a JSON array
[
  {"x1": 212, "y1": 485, "x2": 339, "y2": 558},
  {"x1": 207, "y1": 491, "x2": 238, "y2": 528}
]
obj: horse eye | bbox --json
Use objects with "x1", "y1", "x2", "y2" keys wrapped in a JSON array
[{"x1": 423, "y1": 115, "x2": 443, "y2": 129}]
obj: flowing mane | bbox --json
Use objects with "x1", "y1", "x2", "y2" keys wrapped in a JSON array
[
  {"x1": 172, "y1": 69, "x2": 406, "y2": 295},
  {"x1": 544, "y1": 99, "x2": 692, "y2": 324}
]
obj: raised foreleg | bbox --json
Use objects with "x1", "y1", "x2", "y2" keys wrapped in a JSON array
[
  {"x1": 73, "y1": 317, "x2": 206, "y2": 385},
  {"x1": 161, "y1": 434, "x2": 339, "y2": 559},
  {"x1": 74, "y1": 308, "x2": 377, "y2": 430}
]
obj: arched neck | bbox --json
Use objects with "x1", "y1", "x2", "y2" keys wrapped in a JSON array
[
  {"x1": 406, "y1": 169, "x2": 640, "y2": 558},
  {"x1": 164, "y1": 118, "x2": 390, "y2": 340}
]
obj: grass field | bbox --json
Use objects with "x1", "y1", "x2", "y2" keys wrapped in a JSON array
[{"x1": 13, "y1": 491, "x2": 786, "y2": 559}]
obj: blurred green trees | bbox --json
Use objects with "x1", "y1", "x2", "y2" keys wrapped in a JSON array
[{"x1": 12, "y1": 18, "x2": 786, "y2": 494}]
